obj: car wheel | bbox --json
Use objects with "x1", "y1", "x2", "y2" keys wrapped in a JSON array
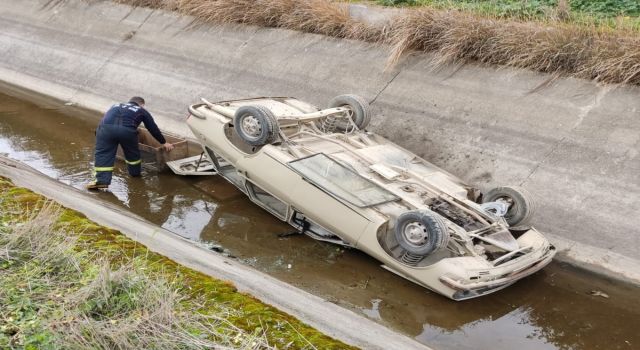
[
  {"x1": 394, "y1": 210, "x2": 449, "y2": 256},
  {"x1": 483, "y1": 186, "x2": 535, "y2": 228},
  {"x1": 328, "y1": 94, "x2": 371, "y2": 130},
  {"x1": 233, "y1": 105, "x2": 279, "y2": 146}
]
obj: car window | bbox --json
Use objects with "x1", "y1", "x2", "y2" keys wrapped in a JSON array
[
  {"x1": 246, "y1": 182, "x2": 288, "y2": 219},
  {"x1": 288, "y1": 154, "x2": 399, "y2": 207},
  {"x1": 205, "y1": 147, "x2": 246, "y2": 193}
]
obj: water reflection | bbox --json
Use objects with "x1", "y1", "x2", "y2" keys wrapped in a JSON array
[
  {"x1": 1, "y1": 91, "x2": 639, "y2": 350},
  {"x1": 0, "y1": 131, "x2": 61, "y2": 179},
  {"x1": 417, "y1": 308, "x2": 556, "y2": 350},
  {"x1": 162, "y1": 197, "x2": 216, "y2": 240}
]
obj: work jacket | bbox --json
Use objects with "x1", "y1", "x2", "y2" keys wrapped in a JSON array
[{"x1": 99, "y1": 102, "x2": 166, "y2": 144}]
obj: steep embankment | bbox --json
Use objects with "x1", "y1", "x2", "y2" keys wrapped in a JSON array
[{"x1": 0, "y1": 0, "x2": 639, "y2": 283}]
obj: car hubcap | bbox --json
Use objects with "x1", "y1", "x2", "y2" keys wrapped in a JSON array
[
  {"x1": 241, "y1": 115, "x2": 262, "y2": 139},
  {"x1": 403, "y1": 222, "x2": 428, "y2": 246}
]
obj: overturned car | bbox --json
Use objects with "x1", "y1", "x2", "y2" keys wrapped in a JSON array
[{"x1": 175, "y1": 95, "x2": 556, "y2": 300}]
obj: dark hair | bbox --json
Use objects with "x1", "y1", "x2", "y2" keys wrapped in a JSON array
[{"x1": 129, "y1": 96, "x2": 145, "y2": 106}]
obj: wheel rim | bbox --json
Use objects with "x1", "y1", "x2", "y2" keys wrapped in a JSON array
[
  {"x1": 403, "y1": 221, "x2": 429, "y2": 247},
  {"x1": 240, "y1": 115, "x2": 262, "y2": 140}
]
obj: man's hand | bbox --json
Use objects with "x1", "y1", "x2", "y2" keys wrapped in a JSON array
[{"x1": 162, "y1": 143, "x2": 174, "y2": 152}]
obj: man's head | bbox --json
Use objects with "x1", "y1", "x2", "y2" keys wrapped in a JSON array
[{"x1": 129, "y1": 96, "x2": 146, "y2": 107}]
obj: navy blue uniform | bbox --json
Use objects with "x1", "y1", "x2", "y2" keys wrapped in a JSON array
[{"x1": 92, "y1": 102, "x2": 166, "y2": 185}]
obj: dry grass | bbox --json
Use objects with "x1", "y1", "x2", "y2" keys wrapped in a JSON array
[
  {"x1": 0, "y1": 202, "x2": 81, "y2": 276},
  {"x1": 174, "y1": 0, "x2": 382, "y2": 40},
  {"x1": 115, "y1": 0, "x2": 381, "y2": 40},
  {"x1": 58, "y1": 264, "x2": 271, "y2": 349},
  {"x1": 111, "y1": 0, "x2": 640, "y2": 86},
  {"x1": 387, "y1": 9, "x2": 640, "y2": 84}
]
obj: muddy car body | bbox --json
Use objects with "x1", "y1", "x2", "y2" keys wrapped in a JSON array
[{"x1": 181, "y1": 95, "x2": 556, "y2": 300}]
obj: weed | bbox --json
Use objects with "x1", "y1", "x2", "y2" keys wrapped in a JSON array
[
  {"x1": 108, "y1": 0, "x2": 640, "y2": 86},
  {"x1": 0, "y1": 178, "x2": 350, "y2": 349},
  {"x1": 386, "y1": 8, "x2": 640, "y2": 84},
  {"x1": 377, "y1": 1, "x2": 640, "y2": 19}
]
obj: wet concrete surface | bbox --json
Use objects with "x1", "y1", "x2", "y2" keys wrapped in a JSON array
[{"x1": 1, "y1": 91, "x2": 639, "y2": 350}]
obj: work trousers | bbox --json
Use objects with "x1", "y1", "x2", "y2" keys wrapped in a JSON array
[{"x1": 93, "y1": 124, "x2": 142, "y2": 185}]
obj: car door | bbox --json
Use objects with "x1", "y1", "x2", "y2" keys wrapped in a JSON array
[{"x1": 236, "y1": 151, "x2": 372, "y2": 244}]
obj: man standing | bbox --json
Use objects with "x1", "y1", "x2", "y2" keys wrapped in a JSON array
[{"x1": 87, "y1": 96, "x2": 173, "y2": 190}]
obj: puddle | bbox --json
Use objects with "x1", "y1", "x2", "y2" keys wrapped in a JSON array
[{"x1": 1, "y1": 91, "x2": 639, "y2": 350}]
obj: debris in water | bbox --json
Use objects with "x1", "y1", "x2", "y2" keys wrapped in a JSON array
[
  {"x1": 209, "y1": 245, "x2": 223, "y2": 253},
  {"x1": 240, "y1": 257, "x2": 258, "y2": 267},
  {"x1": 287, "y1": 264, "x2": 292, "y2": 269},
  {"x1": 361, "y1": 299, "x2": 382, "y2": 321},
  {"x1": 198, "y1": 241, "x2": 224, "y2": 253},
  {"x1": 222, "y1": 250, "x2": 237, "y2": 259},
  {"x1": 590, "y1": 290, "x2": 610, "y2": 298},
  {"x1": 348, "y1": 277, "x2": 371, "y2": 290},
  {"x1": 64, "y1": 102, "x2": 76, "y2": 106},
  {"x1": 278, "y1": 231, "x2": 301, "y2": 239}
]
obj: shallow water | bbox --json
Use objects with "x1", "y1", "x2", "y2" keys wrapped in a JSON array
[{"x1": 1, "y1": 91, "x2": 639, "y2": 350}]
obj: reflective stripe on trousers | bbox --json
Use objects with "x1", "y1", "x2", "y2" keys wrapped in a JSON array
[{"x1": 93, "y1": 124, "x2": 141, "y2": 185}]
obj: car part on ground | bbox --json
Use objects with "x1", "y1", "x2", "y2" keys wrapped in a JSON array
[{"x1": 170, "y1": 94, "x2": 556, "y2": 301}]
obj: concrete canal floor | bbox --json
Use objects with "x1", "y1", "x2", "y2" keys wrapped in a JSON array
[{"x1": 1, "y1": 91, "x2": 639, "y2": 350}]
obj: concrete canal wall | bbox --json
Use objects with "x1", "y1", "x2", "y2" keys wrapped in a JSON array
[{"x1": 1, "y1": 0, "x2": 639, "y2": 284}]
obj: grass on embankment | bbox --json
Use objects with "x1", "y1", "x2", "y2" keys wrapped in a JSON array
[
  {"x1": 113, "y1": 0, "x2": 640, "y2": 86},
  {"x1": 0, "y1": 177, "x2": 353, "y2": 350},
  {"x1": 375, "y1": 0, "x2": 640, "y2": 29}
]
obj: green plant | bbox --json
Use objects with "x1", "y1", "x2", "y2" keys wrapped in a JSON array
[
  {"x1": 0, "y1": 178, "x2": 351, "y2": 349},
  {"x1": 376, "y1": 0, "x2": 640, "y2": 18},
  {"x1": 571, "y1": 0, "x2": 640, "y2": 16}
]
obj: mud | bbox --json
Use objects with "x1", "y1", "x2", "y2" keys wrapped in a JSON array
[{"x1": 1, "y1": 91, "x2": 639, "y2": 350}]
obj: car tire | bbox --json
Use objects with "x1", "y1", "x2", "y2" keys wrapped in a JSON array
[
  {"x1": 483, "y1": 186, "x2": 535, "y2": 228},
  {"x1": 328, "y1": 94, "x2": 371, "y2": 130},
  {"x1": 394, "y1": 210, "x2": 449, "y2": 256},
  {"x1": 233, "y1": 105, "x2": 279, "y2": 146}
]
